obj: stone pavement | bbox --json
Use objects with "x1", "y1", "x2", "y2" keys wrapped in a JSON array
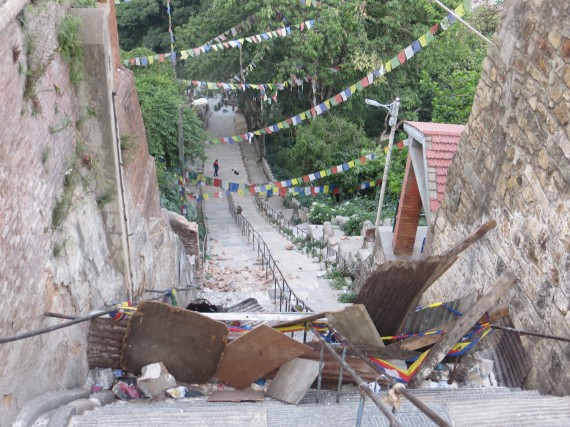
[{"x1": 199, "y1": 110, "x2": 346, "y2": 313}]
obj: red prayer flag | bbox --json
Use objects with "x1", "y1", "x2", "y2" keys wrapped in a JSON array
[
  {"x1": 332, "y1": 166, "x2": 338, "y2": 173},
  {"x1": 430, "y1": 23, "x2": 439, "y2": 34},
  {"x1": 334, "y1": 94, "x2": 343, "y2": 104},
  {"x1": 275, "y1": 182, "x2": 283, "y2": 189},
  {"x1": 213, "y1": 179, "x2": 222, "y2": 187},
  {"x1": 398, "y1": 51, "x2": 406, "y2": 64},
  {"x1": 303, "y1": 176, "x2": 310, "y2": 183},
  {"x1": 359, "y1": 156, "x2": 366, "y2": 163},
  {"x1": 360, "y1": 77, "x2": 370, "y2": 88},
  {"x1": 158, "y1": 54, "x2": 165, "y2": 63},
  {"x1": 279, "y1": 188, "x2": 287, "y2": 196}
]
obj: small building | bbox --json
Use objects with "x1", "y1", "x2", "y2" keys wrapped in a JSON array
[{"x1": 392, "y1": 121, "x2": 465, "y2": 256}]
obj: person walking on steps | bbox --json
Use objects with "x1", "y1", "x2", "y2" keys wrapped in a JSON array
[{"x1": 213, "y1": 159, "x2": 219, "y2": 176}]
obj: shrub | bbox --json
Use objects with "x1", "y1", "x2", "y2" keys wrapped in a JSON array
[{"x1": 308, "y1": 202, "x2": 338, "y2": 225}]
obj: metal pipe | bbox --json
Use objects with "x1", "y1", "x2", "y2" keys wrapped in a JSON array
[
  {"x1": 336, "y1": 346, "x2": 347, "y2": 403},
  {"x1": 333, "y1": 329, "x2": 451, "y2": 427},
  {"x1": 491, "y1": 324, "x2": 570, "y2": 343},
  {"x1": 429, "y1": 0, "x2": 492, "y2": 45},
  {"x1": 311, "y1": 328, "x2": 403, "y2": 426},
  {"x1": 317, "y1": 340, "x2": 324, "y2": 403},
  {"x1": 355, "y1": 393, "x2": 366, "y2": 427}
]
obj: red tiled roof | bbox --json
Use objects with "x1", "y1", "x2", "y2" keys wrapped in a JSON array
[{"x1": 404, "y1": 121, "x2": 465, "y2": 212}]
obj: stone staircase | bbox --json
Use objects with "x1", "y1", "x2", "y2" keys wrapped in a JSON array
[{"x1": 66, "y1": 388, "x2": 570, "y2": 427}]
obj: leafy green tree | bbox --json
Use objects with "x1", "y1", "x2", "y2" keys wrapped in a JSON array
[
  {"x1": 122, "y1": 48, "x2": 205, "y2": 215},
  {"x1": 117, "y1": 0, "x2": 201, "y2": 52}
]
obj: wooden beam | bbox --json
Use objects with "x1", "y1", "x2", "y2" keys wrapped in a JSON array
[
  {"x1": 407, "y1": 270, "x2": 516, "y2": 388},
  {"x1": 443, "y1": 219, "x2": 496, "y2": 258},
  {"x1": 202, "y1": 312, "x2": 328, "y2": 323},
  {"x1": 393, "y1": 303, "x2": 510, "y2": 351}
]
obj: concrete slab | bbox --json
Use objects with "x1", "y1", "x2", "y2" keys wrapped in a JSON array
[
  {"x1": 266, "y1": 358, "x2": 320, "y2": 405},
  {"x1": 208, "y1": 390, "x2": 265, "y2": 402}
]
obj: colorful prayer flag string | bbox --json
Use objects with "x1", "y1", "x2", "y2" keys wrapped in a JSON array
[
  {"x1": 124, "y1": 19, "x2": 316, "y2": 66},
  {"x1": 204, "y1": 5, "x2": 466, "y2": 145}
]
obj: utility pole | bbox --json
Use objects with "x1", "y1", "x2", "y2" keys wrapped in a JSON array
[{"x1": 365, "y1": 97, "x2": 400, "y2": 228}]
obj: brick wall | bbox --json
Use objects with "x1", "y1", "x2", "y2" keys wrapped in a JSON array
[
  {"x1": 424, "y1": 0, "x2": 570, "y2": 395},
  {"x1": 393, "y1": 156, "x2": 423, "y2": 255}
]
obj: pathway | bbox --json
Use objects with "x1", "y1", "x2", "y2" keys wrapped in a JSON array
[{"x1": 198, "y1": 109, "x2": 346, "y2": 313}]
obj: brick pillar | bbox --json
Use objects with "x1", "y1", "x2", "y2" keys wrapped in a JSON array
[{"x1": 393, "y1": 155, "x2": 423, "y2": 256}]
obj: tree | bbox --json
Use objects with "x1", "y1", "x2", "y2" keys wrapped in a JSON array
[{"x1": 122, "y1": 48, "x2": 205, "y2": 215}]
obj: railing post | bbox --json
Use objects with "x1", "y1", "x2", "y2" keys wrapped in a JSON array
[
  {"x1": 336, "y1": 346, "x2": 347, "y2": 403},
  {"x1": 316, "y1": 339, "x2": 324, "y2": 403},
  {"x1": 355, "y1": 392, "x2": 366, "y2": 427}
]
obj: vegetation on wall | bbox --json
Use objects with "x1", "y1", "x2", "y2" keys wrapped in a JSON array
[{"x1": 122, "y1": 48, "x2": 205, "y2": 218}]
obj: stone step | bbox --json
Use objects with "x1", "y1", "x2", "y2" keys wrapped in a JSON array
[
  {"x1": 447, "y1": 396, "x2": 570, "y2": 426},
  {"x1": 68, "y1": 388, "x2": 564, "y2": 427}
]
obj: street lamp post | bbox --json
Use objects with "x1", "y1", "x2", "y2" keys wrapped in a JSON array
[{"x1": 365, "y1": 97, "x2": 400, "y2": 228}]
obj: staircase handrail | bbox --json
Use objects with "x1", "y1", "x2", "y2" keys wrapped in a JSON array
[
  {"x1": 253, "y1": 197, "x2": 339, "y2": 266},
  {"x1": 227, "y1": 192, "x2": 312, "y2": 313}
]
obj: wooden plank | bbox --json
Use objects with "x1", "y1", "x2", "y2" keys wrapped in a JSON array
[
  {"x1": 208, "y1": 390, "x2": 265, "y2": 402},
  {"x1": 121, "y1": 301, "x2": 228, "y2": 384},
  {"x1": 267, "y1": 358, "x2": 320, "y2": 405},
  {"x1": 272, "y1": 312, "x2": 328, "y2": 328},
  {"x1": 394, "y1": 303, "x2": 510, "y2": 351},
  {"x1": 200, "y1": 312, "x2": 327, "y2": 323},
  {"x1": 443, "y1": 219, "x2": 496, "y2": 258},
  {"x1": 408, "y1": 270, "x2": 516, "y2": 388},
  {"x1": 215, "y1": 325, "x2": 311, "y2": 389},
  {"x1": 326, "y1": 305, "x2": 384, "y2": 350}
]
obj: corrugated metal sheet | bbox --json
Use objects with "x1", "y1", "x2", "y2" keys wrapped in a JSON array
[
  {"x1": 401, "y1": 293, "x2": 478, "y2": 334},
  {"x1": 355, "y1": 255, "x2": 458, "y2": 336},
  {"x1": 477, "y1": 319, "x2": 532, "y2": 388}
]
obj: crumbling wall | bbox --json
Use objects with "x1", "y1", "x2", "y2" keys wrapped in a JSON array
[
  {"x1": 0, "y1": 1, "x2": 196, "y2": 425},
  {"x1": 424, "y1": 0, "x2": 569, "y2": 395}
]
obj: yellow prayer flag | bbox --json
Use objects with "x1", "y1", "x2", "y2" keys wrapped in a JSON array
[
  {"x1": 350, "y1": 84, "x2": 357, "y2": 92},
  {"x1": 320, "y1": 170, "x2": 327, "y2": 177},
  {"x1": 292, "y1": 178, "x2": 298, "y2": 185},
  {"x1": 455, "y1": 4, "x2": 465, "y2": 17},
  {"x1": 277, "y1": 122, "x2": 284, "y2": 129},
  {"x1": 180, "y1": 51, "x2": 188, "y2": 60},
  {"x1": 300, "y1": 112, "x2": 307, "y2": 120},
  {"x1": 419, "y1": 35, "x2": 427, "y2": 47},
  {"x1": 324, "y1": 100, "x2": 331, "y2": 109},
  {"x1": 385, "y1": 61, "x2": 392, "y2": 73},
  {"x1": 324, "y1": 185, "x2": 329, "y2": 193},
  {"x1": 348, "y1": 160, "x2": 355, "y2": 167},
  {"x1": 203, "y1": 194, "x2": 209, "y2": 199},
  {"x1": 254, "y1": 130, "x2": 261, "y2": 135},
  {"x1": 238, "y1": 189, "x2": 244, "y2": 195},
  {"x1": 238, "y1": 38, "x2": 244, "y2": 44}
]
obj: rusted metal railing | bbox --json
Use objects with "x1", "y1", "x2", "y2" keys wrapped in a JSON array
[
  {"x1": 227, "y1": 193, "x2": 312, "y2": 313},
  {"x1": 330, "y1": 329, "x2": 452, "y2": 427},
  {"x1": 253, "y1": 197, "x2": 340, "y2": 266},
  {"x1": 311, "y1": 328, "x2": 404, "y2": 427}
]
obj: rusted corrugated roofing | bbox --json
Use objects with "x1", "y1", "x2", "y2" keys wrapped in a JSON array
[
  {"x1": 477, "y1": 318, "x2": 532, "y2": 388},
  {"x1": 405, "y1": 121, "x2": 465, "y2": 212},
  {"x1": 401, "y1": 293, "x2": 478, "y2": 334},
  {"x1": 355, "y1": 255, "x2": 459, "y2": 336}
]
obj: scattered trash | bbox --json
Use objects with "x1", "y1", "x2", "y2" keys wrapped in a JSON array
[
  {"x1": 85, "y1": 368, "x2": 114, "y2": 391},
  {"x1": 112, "y1": 381, "x2": 141, "y2": 400},
  {"x1": 166, "y1": 386, "x2": 187, "y2": 399},
  {"x1": 137, "y1": 362, "x2": 177, "y2": 398},
  {"x1": 368, "y1": 381, "x2": 382, "y2": 394}
]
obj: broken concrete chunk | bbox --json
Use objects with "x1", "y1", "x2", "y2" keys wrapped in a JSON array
[
  {"x1": 326, "y1": 304, "x2": 385, "y2": 351},
  {"x1": 267, "y1": 358, "x2": 320, "y2": 405},
  {"x1": 137, "y1": 362, "x2": 177, "y2": 398}
]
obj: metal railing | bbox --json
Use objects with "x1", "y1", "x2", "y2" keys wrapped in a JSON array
[
  {"x1": 253, "y1": 197, "x2": 340, "y2": 267},
  {"x1": 311, "y1": 326, "x2": 451, "y2": 427},
  {"x1": 227, "y1": 193, "x2": 312, "y2": 313}
]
